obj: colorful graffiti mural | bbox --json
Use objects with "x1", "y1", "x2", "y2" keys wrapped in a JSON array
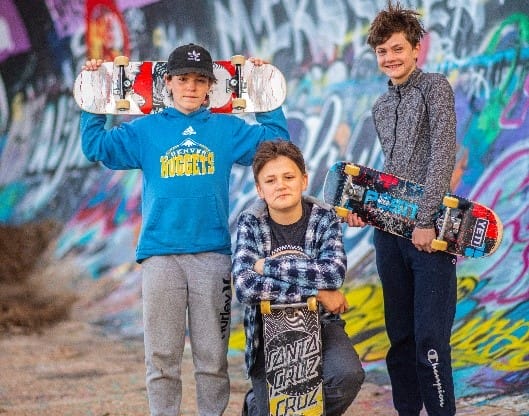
[{"x1": 0, "y1": 0, "x2": 528, "y2": 404}]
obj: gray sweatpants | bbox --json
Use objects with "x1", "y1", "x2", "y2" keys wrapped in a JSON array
[{"x1": 141, "y1": 253, "x2": 232, "y2": 416}]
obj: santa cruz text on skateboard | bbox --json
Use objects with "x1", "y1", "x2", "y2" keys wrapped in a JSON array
[{"x1": 260, "y1": 296, "x2": 324, "y2": 416}]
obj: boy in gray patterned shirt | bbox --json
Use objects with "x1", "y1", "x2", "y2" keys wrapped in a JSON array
[{"x1": 349, "y1": 2, "x2": 457, "y2": 415}]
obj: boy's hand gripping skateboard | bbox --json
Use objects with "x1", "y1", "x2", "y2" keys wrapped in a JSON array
[
  {"x1": 261, "y1": 295, "x2": 324, "y2": 416},
  {"x1": 73, "y1": 55, "x2": 286, "y2": 115},
  {"x1": 323, "y1": 161, "x2": 503, "y2": 258}
]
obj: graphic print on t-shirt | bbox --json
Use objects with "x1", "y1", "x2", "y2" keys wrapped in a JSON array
[{"x1": 271, "y1": 245, "x2": 305, "y2": 258}]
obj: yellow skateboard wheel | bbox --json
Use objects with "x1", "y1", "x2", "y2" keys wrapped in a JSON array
[
  {"x1": 232, "y1": 98, "x2": 246, "y2": 110},
  {"x1": 443, "y1": 196, "x2": 459, "y2": 209},
  {"x1": 344, "y1": 164, "x2": 360, "y2": 176},
  {"x1": 114, "y1": 55, "x2": 129, "y2": 66},
  {"x1": 116, "y1": 99, "x2": 130, "y2": 111},
  {"x1": 431, "y1": 239, "x2": 448, "y2": 251},
  {"x1": 307, "y1": 296, "x2": 317, "y2": 311},
  {"x1": 231, "y1": 55, "x2": 245, "y2": 65},
  {"x1": 261, "y1": 300, "x2": 271, "y2": 315},
  {"x1": 335, "y1": 206, "x2": 349, "y2": 219}
]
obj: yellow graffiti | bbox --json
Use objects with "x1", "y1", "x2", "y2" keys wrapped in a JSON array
[
  {"x1": 229, "y1": 276, "x2": 529, "y2": 373},
  {"x1": 342, "y1": 283, "x2": 388, "y2": 362},
  {"x1": 228, "y1": 283, "x2": 389, "y2": 361},
  {"x1": 452, "y1": 314, "x2": 529, "y2": 370},
  {"x1": 229, "y1": 325, "x2": 246, "y2": 351}
]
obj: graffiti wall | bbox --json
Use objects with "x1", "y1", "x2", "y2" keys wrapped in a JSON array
[{"x1": 1, "y1": 0, "x2": 528, "y2": 404}]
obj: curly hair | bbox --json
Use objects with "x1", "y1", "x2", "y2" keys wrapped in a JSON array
[{"x1": 367, "y1": 1, "x2": 426, "y2": 49}]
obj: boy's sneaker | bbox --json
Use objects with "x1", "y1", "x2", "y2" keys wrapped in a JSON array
[{"x1": 241, "y1": 389, "x2": 254, "y2": 416}]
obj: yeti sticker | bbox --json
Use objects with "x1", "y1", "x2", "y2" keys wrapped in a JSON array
[{"x1": 471, "y1": 218, "x2": 488, "y2": 247}]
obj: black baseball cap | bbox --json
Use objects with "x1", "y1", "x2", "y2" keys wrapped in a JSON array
[{"x1": 166, "y1": 43, "x2": 216, "y2": 81}]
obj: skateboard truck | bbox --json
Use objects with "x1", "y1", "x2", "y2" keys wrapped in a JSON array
[
  {"x1": 335, "y1": 163, "x2": 362, "y2": 219},
  {"x1": 114, "y1": 56, "x2": 131, "y2": 111},
  {"x1": 228, "y1": 55, "x2": 246, "y2": 110},
  {"x1": 260, "y1": 296, "x2": 318, "y2": 315},
  {"x1": 431, "y1": 196, "x2": 460, "y2": 251}
]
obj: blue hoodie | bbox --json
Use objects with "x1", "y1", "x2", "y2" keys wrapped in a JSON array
[{"x1": 80, "y1": 106, "x2": 289, "y2": 261}]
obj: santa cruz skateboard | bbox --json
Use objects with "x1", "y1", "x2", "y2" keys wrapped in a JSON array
[
  {"x1": 73, "y1": 55, "x2": 286, "y2": 115},
  {"x1": 323, "y1": 161, "x2": 503, "y2": 258},
  {"x1": 261, "y1": 296, "x2": 324, "y2": 416}
]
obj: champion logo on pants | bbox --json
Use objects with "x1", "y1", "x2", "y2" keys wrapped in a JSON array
[{"x1": 427, "y1": 349, "x2": 446, "y2": 408}]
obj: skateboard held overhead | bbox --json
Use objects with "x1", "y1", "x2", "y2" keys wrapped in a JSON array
[
  {"x1": 73, "y1": 55, "x2": 286, "y2": 115},
  {"x1": 323, "y1": 161, "x2": 502, "y2": 258},
  {"x1": 261, "y1": 295, "x2": 324, "y2": 416}
]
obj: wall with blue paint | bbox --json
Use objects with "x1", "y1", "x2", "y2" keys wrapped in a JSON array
[{"x1": 1, "y1": 0, "x2": 528, "y2": 403}]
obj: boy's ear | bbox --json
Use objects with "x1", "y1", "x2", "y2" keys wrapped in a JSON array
[
  {"x1": 256, "y1": 183, "x2": 265, "y2": 199},
  {"x1": 303, "y1": 174, "x2": 309, "y2": 191},
  {"x1": 164, "y1": 74, "x2": 172, "y2": 90},
  {"x1": 413, "y1": 41, "x2": 421, "y2": 61}
]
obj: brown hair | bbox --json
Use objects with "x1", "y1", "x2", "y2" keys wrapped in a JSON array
[
  {"x1": 367, "y1": 1, "x2": 426, "y2": 49},
  {"x1": 252, "y1": 140, "x2": 306, "y2": 182}
]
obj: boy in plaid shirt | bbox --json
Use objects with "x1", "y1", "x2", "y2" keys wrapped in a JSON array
[{"x1": 233, "y1": 140, "x2": 365, "y2": 416}]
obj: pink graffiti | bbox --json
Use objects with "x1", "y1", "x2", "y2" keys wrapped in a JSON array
[
  {"x1": 71, "y1": 170, "x2": 141, "y2": 237},
  {"x1": 467, "y1": 144, "x2": 529, "y2": 304}
]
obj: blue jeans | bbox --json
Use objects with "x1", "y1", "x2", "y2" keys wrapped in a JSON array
[
  {"x1": 374, "y1": 229, "x2": 457, "y2": 416},
  {"x1": 247, "y1": 316, "x2": 365, "y2": 416}
]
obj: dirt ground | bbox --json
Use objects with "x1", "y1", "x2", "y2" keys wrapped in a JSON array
[
  {"x1": 0, "y1": 317, "x2": 398, "y2": 416},
  {"x1": 0, "y1": 221, "x2": 75, "y2": 334},
  {"x1": 0, "y1": 220, "x2": 395, "y2": 415},
  {"x1": 0, "y1": 222, "x2": 526, "y2": 415},
  {"x1": 1, "y1": 317, "x2": 526, "y2": 416}
]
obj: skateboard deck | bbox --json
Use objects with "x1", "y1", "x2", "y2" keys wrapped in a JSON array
[
  {"x1": 323, "y1": 161, "x2": 503, "y2": 258},
  {"x1": 261, "y1": 295, "x2": 324, "y2": 416},
  {"x1": 73, "y1": 55, "x2": 286, "y2": 115}
]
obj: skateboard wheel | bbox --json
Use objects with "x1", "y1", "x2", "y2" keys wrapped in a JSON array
[
  {"x1": 231, "y1": 55, "x2": 245, "y2": 65},
  {"x1": 335, "y1": 207, "x2": 349, "y2": 219},
  {"x1": 307, "y1": 297, "x2": 318, "y2": 311},
  {"x1": 431, "y1": 239, "x2": 448, "y2": 251},
  {"x1": 344, "y1": 164, "x2": 360, "y2": 176},
  {"x1": 443, "y1": 196, "x2": 459, "y2": 209},
  {"x1": 114, "y1": 55, "x2": 129, "y2": 66},
  {"x1": 116, "y1": 99, "x2": 130, "y2": 111},
  {"x1": 261, "y1": 300, "x2": 271, "y2": 315},
  {"x1": 232, "y1": 98, "x2": 246, "y2": 110}
]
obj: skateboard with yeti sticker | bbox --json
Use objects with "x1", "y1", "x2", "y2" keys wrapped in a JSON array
[
  {"x1": 73, "y1": 55, "x2": 286, "y2": 115},
  {"x1": 323, "y1": 161, "x2": 502, "y2": 258},
  {"x1": 261, "y1": 294, "x2": 324, "y2": 416}
]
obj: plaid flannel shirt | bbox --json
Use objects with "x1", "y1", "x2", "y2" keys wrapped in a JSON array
[{"x1": 232, "y1": 195, "x2": 347, "y2": 376}]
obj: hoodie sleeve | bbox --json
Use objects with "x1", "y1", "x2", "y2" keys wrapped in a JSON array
[
  {"x1": 80, "y1": 111, "x2": 143, "y2": 170},
  {"x1": 229, "y1": 107, "x2": 290, "y2": 166}
]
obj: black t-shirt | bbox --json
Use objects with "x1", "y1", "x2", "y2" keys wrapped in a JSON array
[
  {"x1": 268, "y1": 200, "x2": 312, "y2": 254},
  {"x1": 257, "y1": 200, "x2": 313, "y2": 353}
]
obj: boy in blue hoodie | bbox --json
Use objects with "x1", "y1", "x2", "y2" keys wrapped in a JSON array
[{"x1": 80, "y1": 43, "x2": 289, "y2": 416}]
